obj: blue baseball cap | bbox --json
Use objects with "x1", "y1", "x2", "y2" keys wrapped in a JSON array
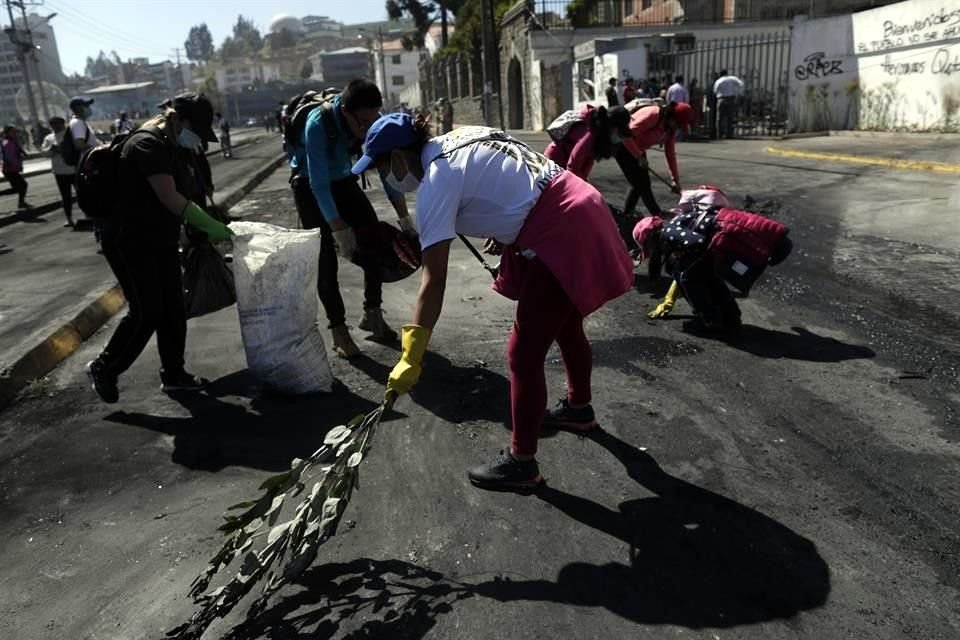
[{"x1": 351, "y1": 112, "x2": 417, "y2": 175}]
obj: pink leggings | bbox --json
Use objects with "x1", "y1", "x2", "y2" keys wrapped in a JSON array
[{"x1": 508, "y1": 258, "x2": 592, "y2": 456}]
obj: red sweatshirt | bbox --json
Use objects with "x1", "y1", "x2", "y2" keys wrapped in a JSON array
[{"x1": 621, "y1": 105, "x2": 679, "y2": 183}]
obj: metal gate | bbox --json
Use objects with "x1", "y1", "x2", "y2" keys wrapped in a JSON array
[{"x1": 651, "y1": 32, "x2": 791, "y2": 138}]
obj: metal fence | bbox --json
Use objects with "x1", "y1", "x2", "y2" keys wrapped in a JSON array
[{"x1": 651, "y1": 31, "x2": 791, "y2": 138}]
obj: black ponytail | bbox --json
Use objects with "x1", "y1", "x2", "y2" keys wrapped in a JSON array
[{"x1": 589, "y1": 106, "x2": 616, "y2": 160}]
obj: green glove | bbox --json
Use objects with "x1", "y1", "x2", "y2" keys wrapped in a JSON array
[
  {"x1": 386, "y1": 324, "x2": 432, "y2": 399},
  {"x1": 182, "y1": 201, "x2": 233, "y2": 242},
  {"x1": 648, "y1": 281, "x2": 680, "y2": 319}
]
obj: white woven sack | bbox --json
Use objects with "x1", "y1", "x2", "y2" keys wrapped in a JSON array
[{"x1": 230, "y1": 221, "x2": 333, "y2": 394}]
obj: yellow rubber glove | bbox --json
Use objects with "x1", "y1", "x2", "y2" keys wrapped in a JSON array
[
  {"x1": 648, "y1": 280, "x2": 681, "y2": 319},
  {"x1": 386, "y1": 324, "x2": 432, "y2": 399}
]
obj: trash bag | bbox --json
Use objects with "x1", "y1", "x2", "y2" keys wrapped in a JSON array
[
  {"x1": 229, "y1": 221, "x2": 333, "y2": 395},
  {"x1": 182, "y1": 240, "x2": 236, "y2": 319},
  {"x1": 352, "y1": 221, "x2": 421, "y2": 283}
]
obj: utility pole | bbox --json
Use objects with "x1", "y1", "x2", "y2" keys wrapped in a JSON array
[
  {"x1": 4, "y1": 0, "x2": 39, "y2": 129},
  {"x1": 480, "y1": 0, "x2": 495, "y2": 127},
  {"x1": 16, "y1": 2, "x2": 47, "y2": 120},
  {"x1": 440, "y1": 0, "x2": 448, "y2": 49},
  {"x1": 173, "y1": 47, "x2": 185, "y2": 91},
  {"x1": 377, "y1": 27, "x2": 387, "y2": 107}
]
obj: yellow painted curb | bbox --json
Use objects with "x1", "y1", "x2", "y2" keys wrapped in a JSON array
[
  {"x1": 765, "y1": 147, "x2": 960, "y2": 175},
  {"x1": 0, "y1": 285, "x2": 126, "y2": 408}
]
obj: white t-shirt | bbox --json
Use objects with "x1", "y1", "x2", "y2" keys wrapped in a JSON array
[
  {"x1": 69, "y1": 117, "x2": 97, "y2": 149},
  {"x1": 415, "y1": 127, "x2": 563, "y2": 251},
  {"x1": 713, "y1": 75, "x2": 744, "y2": 98},
  {"x1": 41, "y1": 131, "x2": 74, "y2": 175}
]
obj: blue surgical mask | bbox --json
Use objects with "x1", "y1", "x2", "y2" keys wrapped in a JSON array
[{"x1": 177, "y1": 128, "x2": 201, "y2": 152}]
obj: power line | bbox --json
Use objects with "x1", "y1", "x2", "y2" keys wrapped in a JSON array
[{"x1": 44, "y1": 0, "x2": 175, "y2": 53}]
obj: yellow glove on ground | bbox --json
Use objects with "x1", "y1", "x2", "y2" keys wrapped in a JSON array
[
  {"x1": 386, "y1": 324, "x2": 432, "y2": 398},
  {"x1": 648, "y1": 281, "x2": 681, "y2": 319}
]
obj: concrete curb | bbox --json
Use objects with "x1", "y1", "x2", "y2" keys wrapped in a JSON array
[
  {"x1": 0, "y1": 286, "x2": 125, "y2": 408},
  {"x1": 0, "y1": 137, "x2": 265, "y2": 228},
  {"x1": 0, "y1": 150, "x2": 288, "y2": 411},
  {"x1": 765, "y1": 146, "x2": 960, "y2": 174}
]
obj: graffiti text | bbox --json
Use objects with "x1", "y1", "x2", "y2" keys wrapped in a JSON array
[{"x1": 794, "y1": 52, "x2": 845, "y2": 80}]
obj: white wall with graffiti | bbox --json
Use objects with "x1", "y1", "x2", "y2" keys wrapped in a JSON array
[{"x1": 789, "y1": 0, "x2": 960, "y2": 132}]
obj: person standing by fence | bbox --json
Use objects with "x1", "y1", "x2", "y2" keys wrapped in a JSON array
[{"x1": 713, "y1": 70, "x2": 744, "y2": 139}]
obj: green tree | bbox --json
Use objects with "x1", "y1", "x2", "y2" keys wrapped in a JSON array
[
  {"x1": 232, "y1": 15, "x2": 263, "y2": 53},
  {"x1": 185, "y1": 23, "x2": 216, "y2": 63},
  {"x1": 385, "y1": 0, "x2": 466, "y2": 50},
  {"x1": 269, "y1": 28, "x2": 298, "y2": 50},
  {"x1": 434, "y1": 0, "x2": 513, "y2": 60}
]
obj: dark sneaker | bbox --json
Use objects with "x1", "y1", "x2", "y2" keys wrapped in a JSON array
[
  {"x1": 468, "y1": 449, "x2": 543, "y2": 493},
  {"x1": 86, "y1": 360, "x2": 119, "y2": 404},
  {"x1": 160, "y1": 369, "x2": 209, "y2": 392},
  {"x1": 542, "y1": 399, "x2": 598, "y2": 433}
]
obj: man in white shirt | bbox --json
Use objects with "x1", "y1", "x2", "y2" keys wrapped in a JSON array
[
  {"x1": 666, "y1": 75, "x2": 689, "y2": 105},
  {"x1": 68, "y1": 96, "x2": 98, "y2": 152},
  {"x1": 712, "y1": 70, "x2": 744, "y2": 139}
]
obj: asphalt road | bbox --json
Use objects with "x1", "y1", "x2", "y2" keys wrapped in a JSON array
[
  {"x1": 0, "y1": 133, "x2": 957, "y2": 640},
  {"x1": 0, "y1": 132, "x2": 281, "y2": 374}
]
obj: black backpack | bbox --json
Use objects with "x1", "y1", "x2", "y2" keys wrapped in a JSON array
[
  {"x1": 76, "y1": 128, "x2": 160, "y2": 218},
  {"x1": 283, "y1": 88, "x2": 358, "y2": 154},
  {"x1": 60, "y1": 120, "x2": 90, "y2": 166}
]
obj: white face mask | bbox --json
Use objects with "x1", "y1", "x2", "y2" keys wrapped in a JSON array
[{"x1": 386, "y1": 155, "x2": 421, "y2": 193}]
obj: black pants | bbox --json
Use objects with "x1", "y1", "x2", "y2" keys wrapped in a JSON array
[
  {"x1": 676, "y1": 257, "x2": 741, "y2": 329},
  {"x1": 55, "y1": 173, "x2": 74, "y2": 220},
  {"x1": 98, "y1": 231, "x2": 186, "y2": 377},
  {"x1": 614, "y1": 147, "x2": 663, "y2": 216},
  {"x1": 4, "y1": 170, "x2": 27, "y2": 204},
  {"x1": 717, "y1": 98, "x2": 737, "y2": 138},
  {"x1": 291, "y1": 173, "x2": 382, "y2": 328}
]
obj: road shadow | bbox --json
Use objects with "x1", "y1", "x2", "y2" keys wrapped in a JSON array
[
  {"x1": 731, "y1": 325, "x2": 875, "y2": 362},
  {"x1": 406, "y1": 350, "x2": 510, "y2": 426},
  {"x1": 103, "y1": 370, "x2": 379, "y2": 472},
  {"x1": 531, "y1": 429, "x2": 830, "y2": 626},
  {"x1": 0, "y1": 245, "x2": 12, "y2": 256},
  {"x1": 229, "y1": 429, "x2": 829, "y2": 638}
]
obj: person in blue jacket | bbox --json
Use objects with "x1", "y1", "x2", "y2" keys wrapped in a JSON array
[{"x1": 289, "y1": 79, "x2": 413, "y2": 358}]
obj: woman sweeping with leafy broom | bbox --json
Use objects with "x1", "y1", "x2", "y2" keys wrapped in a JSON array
[{"x1": 351, "y1": 114, "x2": 634, "y2": 493}]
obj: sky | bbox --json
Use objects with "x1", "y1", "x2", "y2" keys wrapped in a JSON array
[{"x1": 32, "y1": 0, "x2": 390, "y2": 76}]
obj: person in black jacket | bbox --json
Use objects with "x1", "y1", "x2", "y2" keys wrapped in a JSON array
[{"x1": 85, "y1": 93, "x2": 233, "y2": 404}]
